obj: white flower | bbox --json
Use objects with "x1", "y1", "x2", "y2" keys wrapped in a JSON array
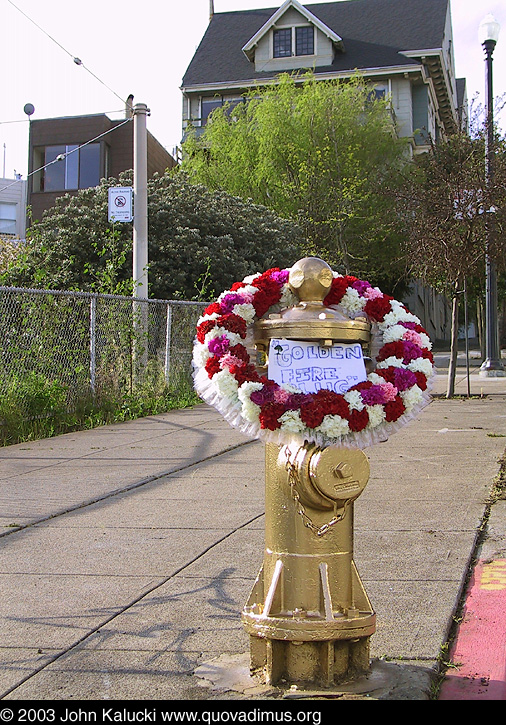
[
  {"x1": 400, "y1": 385, "x2": 423, "y2": 411},
  {"x1": 382, "y1": 324, "x2": 408, "y2": 344},
  {"x1": 339, "y1": 288, "x2": 365, "y2": 314},
  {"x1": 242, "y1": 399, "x2": 261, "y2": 422},
  {"x1": 376, "y1": 356, "x2": 404, "y2": 369},
  {"x1": 317, "y1": 414, "x2": 350, "y2": 438},
  {"x1": 193, "y1": 343, "x2": 211, "y2": 368},
  {"x1": 214, "y1": 369, "x2": 239, "y2": 401},
  {"x1": 243, "y1": 273, "x2": 261, "y2": 284},
  {"x1": 197, "y1": 312, "x2": 219, "y2": 326},
  {"x1": 279, "y1": 285, "x2": 299, "y2": 309},
  {"x1": 368, "y1": 372, "x2": 386, "y2": 386},
  {"x1": 281, "y1": 382, "x2": 303, "y2": 394},
  {"x1": 238, "y1": 380, "x2": 263, "y2": 403},
  {"x1": 232, "y1": 303, "x2": 256, "y2": 324},
  {"x1": 366, "y1": 404, "x2": 386, "y2": 429},
  {"x1": 279, "y1": 410, "x2": 306, "y2": 433},
  {"x1": 407, "y1": 358, "x2": 433, "y2": 376},
  {"x1": 344, "y1": 389, "x2": 364, "y2": 411},
  {"x1": 379, "y1": 302, "x2": 420, "y2": 330},
  {"x1": 419, "y1": 332, "x2": 432, "y2": 350}
]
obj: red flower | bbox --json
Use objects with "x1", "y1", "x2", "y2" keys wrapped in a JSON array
[
  {"x1": 203, "y1": 302, "x2": 222, "y2": 317},
  {"x1": 259, "y1": 402, "x2": 285, "y2": 431},
  {"x1": 196, "y1": 319, "x2": 216, "y2": 343},
  {"x1": 324, "y1": 277, "x2": 348, "y2": 307},
  {"x1": 348, "y1": 408, "x2": 369, "y2": 432},
  {"x1": 375, "y1": 367, "x2": 396, "y2": 385},
  {"x1": 216, "y1": 314, "x2": 247, "y2": 339},
  {"x1": 229, "y1": 344, "x2": 249, "y2": 362},
  {"x1": 250, "y1": 274, "x2": 283, "y2": 318},
  {"x1": 422, "y1": 349, "x2": 434, "y2": 363},
  {"x1": 364, "y1": 295, "x2": 394, "y2": 322},
  {"x1": 205, "y1": 356, "x2": 221, "y2": 378},
  {"x1": 350, "y1": 380, "x2": 373, "y2": 392},
  {"x1": 314, "y1": 389, "x2": 349, "y2": 418},
  {"x1": 300, "y1": 399, "x2": 326, "y2": 428},
  {"x1": 376, "y1": 341, "x2": 406, "y2": 362},
  {"x1": 230, "y1": 281, "x2": 247, "y2": 291},
  {"x1": 414, "y1": 372, "x2": 428, "y2": 390},
  {"x1": 230, "y1": 363, "x2": 260, "y2": 386},
  {"x1": 384, "y1": 396, "x2": 406, "y2": 422}
]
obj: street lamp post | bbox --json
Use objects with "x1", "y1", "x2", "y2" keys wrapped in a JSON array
[{"x1": 479, "y1": 15, "x2": 504, "y2": 377}]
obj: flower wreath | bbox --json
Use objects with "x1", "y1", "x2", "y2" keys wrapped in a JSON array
[{"x1": 193, "y1": 267, "x2": 434, "y2": 450}]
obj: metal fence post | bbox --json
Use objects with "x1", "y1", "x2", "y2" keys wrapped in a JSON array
[
  {"x1": 90, "y1": 295, "x2": 97, "y2": 396},
  {"x1": 164, "y1": 302, "x2": 172, "y2": 384}
]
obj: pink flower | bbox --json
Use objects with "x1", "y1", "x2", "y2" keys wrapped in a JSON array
[
  {"x1": 363, "y1": 287, "x2": 383, "y2": 300},
  {"x1": 379, "y1": 382, "x2": 398, "y2": 402},
  {"x1": 219, "y1": 353, "x2": 244, "y2": 370},
  {"x1": 403, "y1": 329, "x2": 423, "y2": 346},
  {"x1": 273, "y1": 388, "x2": 291, "y2": 404}
]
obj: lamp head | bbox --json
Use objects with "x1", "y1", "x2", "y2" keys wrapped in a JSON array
[{"x1": 479, "y1": 14, "x2": 500, "y2": 46}]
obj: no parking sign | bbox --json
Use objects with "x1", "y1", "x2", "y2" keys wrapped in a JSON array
[{"x1": 108, "y1": 187, "x2": 133, "y2": 222}]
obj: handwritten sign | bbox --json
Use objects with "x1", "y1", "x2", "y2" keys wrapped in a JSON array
[{"x1": 268, "y1": 339, "x2": 367, "y2": 394}]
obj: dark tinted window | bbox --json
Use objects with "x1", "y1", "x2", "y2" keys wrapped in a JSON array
[
  {"x1": 274, "y1": 28, "x2": 292, "y2": 57},
  {"x1": 296, "y1": 26, "x2": 314, "y2": 55}
]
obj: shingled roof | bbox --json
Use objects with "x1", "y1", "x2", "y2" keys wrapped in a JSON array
[{"x1": 182, "y1": 0, "x2": 450, "y2": 88}]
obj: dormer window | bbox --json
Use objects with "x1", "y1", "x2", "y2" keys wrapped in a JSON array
[
  {"x1": 273, "y1": 25, "x2": 314, "y2": 58},
  {"x1": 296, "y1": 26, "x2": 314, "y2": 56},
  {"x1": 273, "y1": 28, "x2": 292, "y2": 58}
]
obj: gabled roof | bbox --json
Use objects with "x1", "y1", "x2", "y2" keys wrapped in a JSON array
[
  {"x1": 242, "y1": 0, "x2": 344, "y2": 61},
  {"x1": 182, "y1": 0, "x2": 450, "y2": 89}
]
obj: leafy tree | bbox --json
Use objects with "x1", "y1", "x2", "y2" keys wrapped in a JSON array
[
  {"x1": 395, "y1": 128, "x2": 506, "y2": 396},
  {"x1": 182, "y1": 72, "x2": 411, "y2": 295},
  {"x1": 0, "y1": 236, "x2": 22, "y2": 274},
  {"x1": 3, "y1": 172, "x2": 303, "y2": 300}
]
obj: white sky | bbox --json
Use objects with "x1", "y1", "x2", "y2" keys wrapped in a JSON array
[{"x1": 2, "y1": 0, "x2": 506, "y2": 179}]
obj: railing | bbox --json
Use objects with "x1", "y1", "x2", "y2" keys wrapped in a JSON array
[{"x1": 0, "y1": 286, "x2": 206, "y2": 410}]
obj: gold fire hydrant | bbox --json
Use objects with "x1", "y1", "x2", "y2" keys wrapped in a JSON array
[{"x1": 241, "y1": 257, "x2": 375, "y2": 688}]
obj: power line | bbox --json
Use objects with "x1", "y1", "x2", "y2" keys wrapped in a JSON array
[
  {"x1": 0, "y1": 117, "x2": 133, "y2": 194},
  {"x1": 6, "y1": 0, "x2": 127, "y2": 107},
  {"x1": 0, "y1": 111, "x2": 125, "y2": 126}
]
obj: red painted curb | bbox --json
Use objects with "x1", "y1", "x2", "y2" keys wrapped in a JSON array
[{"x1": 439, "y1": 559, "x2": 506, "y2": 700}]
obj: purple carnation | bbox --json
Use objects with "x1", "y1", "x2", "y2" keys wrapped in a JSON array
[
  {"x1": 208, "y1": 335, "x2": 230, "y2": 356},
  {"x1": 393, "y1": 367, "x2": 417, "y2": 391},
  {"x1": 250, "y1": 386, "x2": 276, "y2": 405},
  {"x1": 286, "y1": 393, "x2": 311, "y2": 410},
  {"x1": 402, "y1": 341, "x2": 424, "y2": 363},
  {"x1": 360, "y1": 385, "x2": 387, "y2": 406},
  {"x1": 270, "y1": 270, "x2": 290, "y2": 285},
  {"x1": 400, "y1": 321, "x2": 417, "y2": 330},
  {"x1": 352, "y1": 279, "x2": 372, "y2": 296},
  {"x1": 219, "y1": 293, "x2": 245, "y2": 314}
]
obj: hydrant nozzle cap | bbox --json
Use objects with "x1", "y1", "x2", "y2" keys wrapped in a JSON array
[{"x1": 289, "y1": 257, "x2": 333, "y2": 303}]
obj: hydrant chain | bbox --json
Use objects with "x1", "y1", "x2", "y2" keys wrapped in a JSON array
[{"x1": 285, "y1": 455, "x2": 349, "y2": 537}]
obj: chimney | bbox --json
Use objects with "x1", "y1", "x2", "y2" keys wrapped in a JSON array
[
  {"x1": 209, "y1": 1, "x2": 214, "y2": 22},
  {"x1": 125, "y1": 94, "x2": 134, "y2": 118}
]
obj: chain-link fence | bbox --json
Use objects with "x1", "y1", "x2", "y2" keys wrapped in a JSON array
[{"x1": 0, "y1": 286, "x2": 206, "y2": 417}]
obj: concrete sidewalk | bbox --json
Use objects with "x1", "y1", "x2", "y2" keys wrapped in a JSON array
[{"x1": 1, "y1": 356, "x2": 506, "y2": 701}]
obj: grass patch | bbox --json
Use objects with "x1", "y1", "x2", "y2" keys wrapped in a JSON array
[{"x1": 0, "y1": 371, "x2": 201, "y2": 447}]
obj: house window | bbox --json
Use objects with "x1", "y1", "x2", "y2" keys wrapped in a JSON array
[
  {"x1": 200, "y1": 96, "x2": 245, "y2": 124},
  {"x1": 0, "y1": 202, "x2": 17, "y2": 235},
  {"x1": 273, "y1": 28, "x2": 292, "y2": 57},
  {"x1": 36, "y1": 143, "x2": 101, "y2": 192},
  {"x1": 295, "y1": 26, "x2": 314, "y2": 56},
  {"x1": 273, "y1": 26, "x2": 314, "y2": 58}
]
